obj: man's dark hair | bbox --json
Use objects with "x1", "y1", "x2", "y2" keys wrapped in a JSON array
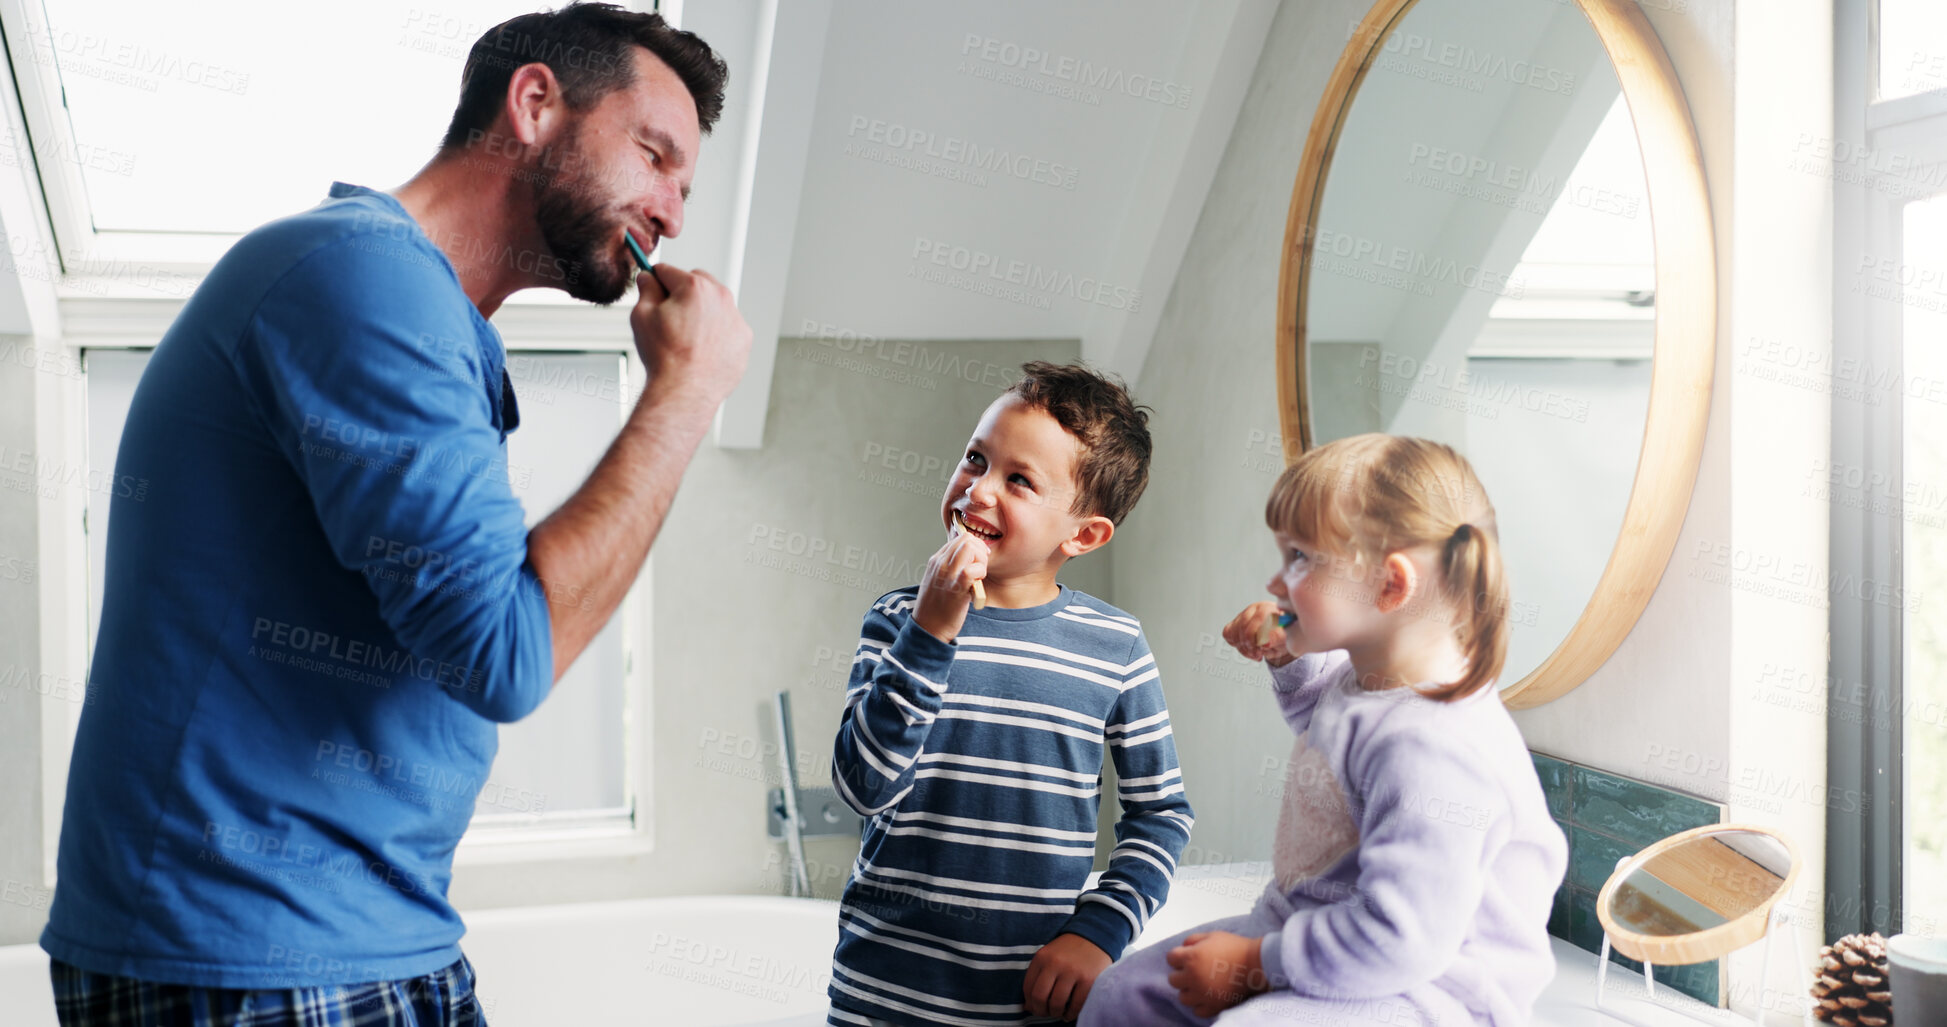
[
  {"x1": 440, "y1": 3, "x2": 727, "y2": 151},
  {"x1": 1004, "y1": 361, "x2": 1153, "y2": 525}
]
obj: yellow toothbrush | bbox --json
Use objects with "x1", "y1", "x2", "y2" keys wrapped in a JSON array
[{"x1": 951, "y1": 511, "x2": 989, "y2": 610}]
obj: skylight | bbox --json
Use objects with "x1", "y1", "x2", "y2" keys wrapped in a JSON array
[
  {"x1": 32, "y1": 0, "x2": 547, "y2": 235},
  {"x1": 1512, "y1": 93, "x2": 1655, "y2": 293}
]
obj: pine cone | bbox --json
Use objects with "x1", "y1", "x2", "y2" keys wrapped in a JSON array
[{"x1": 1811, "y1": 932, "x2": 1894, "y2": 1027}]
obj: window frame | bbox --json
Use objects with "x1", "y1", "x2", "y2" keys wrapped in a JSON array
[
  {"x1": 458, "y1": 348, "x2": 649, "y2": 856},
  {"x1": 1828, "y1": 0, "x2": 1947, "y2": 940},
  {"x1": 0, "y1": 0, "x2": 672, "y2": 294},
  {"x1": 39, "y1": 324, "x2": 654, "y2": 887},
  {"x1": 0, "y1": 0, "x2": 237, "y2": 294},
  {"x1": 7, "y1": 0, "x2": 680, "y2": 890}
]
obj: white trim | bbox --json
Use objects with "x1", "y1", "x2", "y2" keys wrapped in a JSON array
[
  {"x1": 34, "y1": 354, "x2": 88, "y2": 888},
  {"x1": 0, "y1": 0, "x2": 90, "y2": 277},
  {"x1": 1469, "y1": 316, "x2": 1655, "y2": 360},
  {"x1": 488, "y1": 302, "x2": 639, "y2": 352},
  {"x1": 0, "y1": 0, "x2": 678, "y2": 295},
  {"x1": 0, "y1": 0, "x2": 84, "y2": 891},
  {"x1": 1834, "y1": 0, "x2": 1947, "y2": 930},
  {"x1": 55, "y1": 297, "x2": 638, "y2": 353},
  {"x1": 1084, "y1": 0, "x2": 1284, "y2": 383},
  {"x1": 1866, "y1": 85, "x2": 1947, "y2": 132},
  {"x1": 460, "y1": 348, "x2": 660, "y2": 866},
  {"x1": 0, "y1": 2, "x2": 229, "y2": 294},
  {"x1": 1494, "y1": 262, "x2": 1656, "y2": 297},
  {"x1": 719, "y1": 0, "x2": 774, "y2": 301},
  {"x1": 713, "y1": 0, "x2": 832, "y2": 449},
  {"x1": 47, "y1": 344, "x2": 658, "y2": 877}
]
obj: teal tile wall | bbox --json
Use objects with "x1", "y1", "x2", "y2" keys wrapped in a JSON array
[{"x1": 1531, "y1": 751, "x2": 1725, "y2": 1006}]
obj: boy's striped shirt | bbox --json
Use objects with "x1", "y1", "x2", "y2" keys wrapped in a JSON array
[{"x1": 830, "y1": 585, "x2": 1193, "y2": 1025}]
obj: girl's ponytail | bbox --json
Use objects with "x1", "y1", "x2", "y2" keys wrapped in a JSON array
[{"x1": 1425, "y1": 518, "x2": 1508, "y2": 702}]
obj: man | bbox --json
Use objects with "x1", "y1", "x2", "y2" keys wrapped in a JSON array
[{"x1": 39, "y1": 5, "x2": 751, "y2": 1024}]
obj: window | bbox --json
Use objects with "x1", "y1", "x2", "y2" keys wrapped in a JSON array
[
  {"x1": 1474, "y1": 94, "x2": 1655, "y2": 680},
  {"x1": 21, "y1": 0, "x2": 668, "y2": 886},
  {"x1": 1828, "y1": 0, "x2": 1947, "y2": 940},
  {"x1": 1877, "y1": 0, "x2": 1947, "y2": 101},
  {"x1": 1898, "y1": 196, "x2": 1947, "y2": 922},
  {"x1": 488, "y1": 350, "x2": 636, "y2": 828},
  {"x1": 11, "y1": 0, "x2": 625, "y2": 271},
  {"x1": 77, "y1": 348, "x2": 638, "y2": 840}
]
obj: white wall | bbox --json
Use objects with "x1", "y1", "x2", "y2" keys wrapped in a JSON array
[
  {"x1": 451, "y1": 336, "x2": 1111, "y2": 909},
  {"x1": 0, "y1": 346, "x2": 50, "y2": 947},
  {"x1": 0, "y1": 331, "x2": 1096, "y2": 945},
  {"x1": 1506, "y1": 0, "x2": 1738, "y2": 812},
  {"x1": 0, "y1": 7, "x2": 1845, "y2": 1021},
  {"x1": 1718, "y1": 0, "x2": 1834, "y2": 1014},
  {"x1": 0, "y1": 35, "x2": 79, "y2": 948},
  {"x1": 1123, "y1": 0, "x2": 1729, "y2": 857},
  {"x1": 1119, "y1": 0, "x2": 1830, "y2": 1020}
]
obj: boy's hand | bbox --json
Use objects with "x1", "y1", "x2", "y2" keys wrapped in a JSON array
[
  {"x1": 1164, "y1": 931, "x2": 1270, "y2": 1018},
  {"x1": 1024, "y1": 933, "x2": 1110, "y2": 1021},
  {"x1": 914, "y1": 530, "x2": 990, "y2": 644},
  {"x1": 1222, "y1": 602, "x2": 1297, "y2": 667}
]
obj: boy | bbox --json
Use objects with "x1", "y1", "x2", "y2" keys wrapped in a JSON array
[{"x1": 829, "y1": 361, "x2": 1194, "y2": 1025}]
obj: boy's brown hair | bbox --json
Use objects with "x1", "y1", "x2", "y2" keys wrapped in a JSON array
[{"x1": 1004, "y1": 361, "x2": 1152, "y2": 525}]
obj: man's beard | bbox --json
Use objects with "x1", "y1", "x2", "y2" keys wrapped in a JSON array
[{"x1": 530, "y1": 127, "x2": 635, "y2": 305}]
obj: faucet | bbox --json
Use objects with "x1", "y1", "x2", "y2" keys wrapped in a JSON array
[
  {"x1": 771, "y1": 690, "x2": 812, "y2": 897},
  {"x1": 767, "y1": 690, "x2": 862, "y2": 898}
]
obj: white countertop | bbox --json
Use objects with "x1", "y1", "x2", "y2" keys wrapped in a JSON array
[
  {"x1": 1537, "y1": 936, "x2": 1785, "y2": 1026},
  {"x1": 1146, "y1": 863, "x2": 1782, "y2": 1027},
  {"x1": 0, "y1": 881, "x2": 1797, "y2": 1027}
]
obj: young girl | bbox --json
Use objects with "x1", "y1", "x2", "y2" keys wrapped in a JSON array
[{"x1": 1082, "y1": 434, "x2": 1567, "y2": 1026}]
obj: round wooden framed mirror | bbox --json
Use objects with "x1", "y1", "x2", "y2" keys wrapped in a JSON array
[{"x1": 1277, "y1": 0, "x2": 1716, "y2": 708}]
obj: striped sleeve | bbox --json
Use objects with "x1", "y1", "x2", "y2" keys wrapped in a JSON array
[
  {"x1": 831, "y1": 591, "x2": 957, "y2": 816},
  {"x1": 1058, "y1": 628, "x2": 1194, "y2": 958}
]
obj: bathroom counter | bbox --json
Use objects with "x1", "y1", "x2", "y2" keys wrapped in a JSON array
[
  {"x1": 1166, "y1": 864, "x2": 1783, "y2": 1027},
  {"x1": 0, "y1": 876, "x2": 1800, "y2": 1026},
  {"x1": 1536, "y1": 936, "x2": 1786, "y2": 1026}
]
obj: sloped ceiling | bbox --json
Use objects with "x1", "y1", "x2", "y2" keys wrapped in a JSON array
[{"x1": 668, "y1": 0, "x2": 1279, "y2": 447}]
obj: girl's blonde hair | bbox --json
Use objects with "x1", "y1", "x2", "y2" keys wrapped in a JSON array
[{"x1": 1265, "y1": 433, "x2": 1508, "y2": 702}]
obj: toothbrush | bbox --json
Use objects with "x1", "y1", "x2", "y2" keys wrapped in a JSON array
[
  {"x1": 950, "y1": 511, "x2": 989, "y2": 610},
  {"x1": 623, "y1": 229, "x2": 665, "y2": 291},
  {"x1": 1256, "y1": 611, "x2": 1295, "y2": 647}
]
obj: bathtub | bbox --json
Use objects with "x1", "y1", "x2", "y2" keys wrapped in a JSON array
[
  {"x1": 457, "y1": 866, "x2": 1280, "y2": 1026},
  {"x1": 0, "y1": 864, "x2": 1740, "y2": 1026}
]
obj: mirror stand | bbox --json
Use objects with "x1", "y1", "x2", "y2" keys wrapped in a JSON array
[{"x1": 1591, "y1": 854, "x2": 1814, "y2": 1027}]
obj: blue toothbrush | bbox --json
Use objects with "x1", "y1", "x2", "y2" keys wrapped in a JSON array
[{"x1": 623, "y1": 229, "x2": 665, "y2": 291}]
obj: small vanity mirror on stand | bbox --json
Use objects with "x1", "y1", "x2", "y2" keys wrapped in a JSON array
[{"x1": 1594, "y1": 824, "x2": 1808, "y2": 1024}]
